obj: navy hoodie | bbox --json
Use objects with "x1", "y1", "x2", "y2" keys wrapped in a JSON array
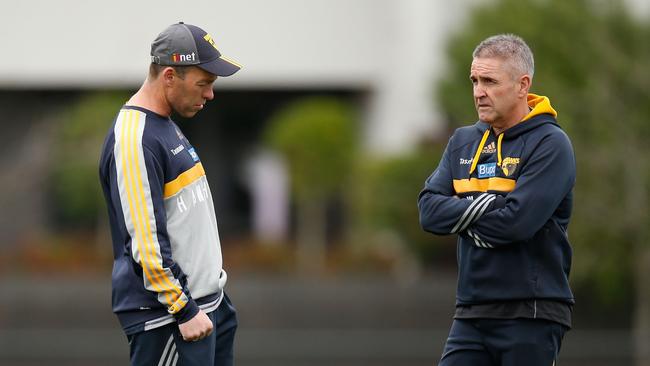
[{"x1": 418, "y1": 94, "x2": 575, "y2": 307}]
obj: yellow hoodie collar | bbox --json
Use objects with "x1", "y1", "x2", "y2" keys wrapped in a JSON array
[{"x1": 522, "y1": 93, "x2": 557, "y2": 121}]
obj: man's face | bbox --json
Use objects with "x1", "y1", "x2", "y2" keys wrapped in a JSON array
[
  {"x1": 470, "y1": 57, "x2": 522, "y2": 126},
  {"x1": 166, "y1": 67, "x2": 217, "y2": 118}
]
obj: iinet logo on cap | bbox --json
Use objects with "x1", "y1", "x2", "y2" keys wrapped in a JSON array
[{"x1": 171, "y1": 52, "x2": 196, "y2": 63}]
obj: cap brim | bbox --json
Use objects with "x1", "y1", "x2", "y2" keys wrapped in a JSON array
[{"x1": 197, "y1": 56, "x2": 241, "y2": 77}]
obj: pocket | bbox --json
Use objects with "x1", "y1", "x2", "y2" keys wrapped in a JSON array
[{"x1": 223, "y1": 293, "x2": 237, "y2": 315}]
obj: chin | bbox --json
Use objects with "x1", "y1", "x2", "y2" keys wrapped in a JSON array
[
  {"x1": 178, "y1": 110, "x2": 198, "y2": 118},
  {"x1": 478, "y1": 114, "x2": 495, "y2": 124}
]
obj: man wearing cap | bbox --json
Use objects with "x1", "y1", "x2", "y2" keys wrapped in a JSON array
[{"x1": 99, "y1": 22, "x2": 242, "y2": 365}]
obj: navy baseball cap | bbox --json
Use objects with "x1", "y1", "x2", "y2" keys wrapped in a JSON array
[{"x1": 150, "y1": 22, "x2": 241, "y2": 77}]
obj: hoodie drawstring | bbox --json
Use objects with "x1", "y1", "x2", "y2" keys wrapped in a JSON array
[
  {"x1": 469, "y1": 129, "x2": 490, "y2": 175},
  {"x1": 469, "y1": 129, "x2": 505, "y2": 175},
  {"x1": 497, "y1": 133, "x2": 504, "y2": 168}
]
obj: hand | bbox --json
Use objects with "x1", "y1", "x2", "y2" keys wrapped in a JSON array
[{"x1": 178, "y1": 310, "x2": 213, "y2": 342}]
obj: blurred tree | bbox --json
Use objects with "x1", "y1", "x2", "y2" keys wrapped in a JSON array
[
  {"x1": 265, "y1": 97, "x2": 357, "y2": 272},
  {"x1": 352, "y1": 145, "x2": 453, "y2": 269},
  {"x1": 50, "y1": 92, "x2": 129, "y2": 231},
  {"x1": 437, "y1": 0, "x2": 650, "y2": 363}
]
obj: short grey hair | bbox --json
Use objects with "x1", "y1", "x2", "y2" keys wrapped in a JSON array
[{"x1": 473, "y1": 34, "x2": 534, "y2": 79}]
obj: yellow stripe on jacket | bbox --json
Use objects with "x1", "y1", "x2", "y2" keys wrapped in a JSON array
[
  {"x1": 115, "y1": 109, "x2": 187, "y2": 313},
  {"x1": 164, "y1": 163, "x2": 206, "y2": 199},
  {"x1": 453, "y1": 177, "x2": 516, "y2": 194}
]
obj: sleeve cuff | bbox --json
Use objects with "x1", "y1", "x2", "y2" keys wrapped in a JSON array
[{"x1": 174, "y1": 298, "x2": 200, "y2": 324}]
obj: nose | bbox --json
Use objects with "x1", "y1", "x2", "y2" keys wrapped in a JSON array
[
  {"x1": 473, "y1": 83, "x2": 486, "y2": 99},
  {"x1": 204, "y1": 87, "x2": 214, "y2": 101}
]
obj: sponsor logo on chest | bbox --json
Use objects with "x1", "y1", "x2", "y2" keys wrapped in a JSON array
[
  {"x1": 188, "y1": 147, "x2": 199, "y2": 162},
  {"x1": 477, "y1": 162, "x2": 497, "y2": 178},
  {"x1": 171, "y1": 144, "x2": 185, "y2": 155},
  {"x1": 501, "y1": 157, "x2": 520, "y2": 177},
  {"x1": 482, "y1": 141, "x2": 496, "y2": 154},
  {"x1": 460, "y1": 158, "x2": 473, "y2": 165}
]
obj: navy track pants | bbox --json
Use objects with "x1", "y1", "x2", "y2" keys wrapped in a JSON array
[
  {"x1": 439, "y1": 318, "x2": 567, "y2": 366},
  {"x1": 128, "y1": 293, "x2": 237, "y2": 366}
]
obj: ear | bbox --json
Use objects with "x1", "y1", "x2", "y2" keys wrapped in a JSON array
[
  {"x1": 162, "y1": 67, "x2": 176, "y2": 86},
  {"x1": 518, "y1": 74, "x2": 531, "y2": 98}
]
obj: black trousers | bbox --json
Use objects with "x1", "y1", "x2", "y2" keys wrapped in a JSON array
[
  {"x1": 439, "y1": 318, "x2": 567, "y2": 366},
  {"x1": 128, "y1": 293, "x2": 237, "y2": 366}
]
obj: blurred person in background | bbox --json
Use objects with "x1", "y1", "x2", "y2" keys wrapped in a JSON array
[
  {"x1": 418, "y1": 34, "x2": 575, "y2": 366},
  {"x1": 99, "y1": 22, "x2": 241, "y2": 366}
]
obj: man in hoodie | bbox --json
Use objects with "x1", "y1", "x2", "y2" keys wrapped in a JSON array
[
  {"x1": 99, "y1": 23, "x2": 241, "y2": 365},
  {"x1": 418, "y1": 34, "x2": 575, "y2": 366}
]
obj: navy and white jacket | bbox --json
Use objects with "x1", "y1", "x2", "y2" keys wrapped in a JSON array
[
  {"x1": 99, "y1": 106, "x2": 227, "y2": 335},
  {"x1": 418, "y1": 94, "x2": 575, "y2": 307}
]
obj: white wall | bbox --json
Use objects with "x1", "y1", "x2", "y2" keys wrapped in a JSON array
[{"x1": 0, "y1": 0, "x2": 398, "y2": 88}]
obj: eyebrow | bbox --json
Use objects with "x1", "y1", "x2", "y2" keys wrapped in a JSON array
[{"x1": 469, "y1": 74, "x2": 497, "y2": 81}]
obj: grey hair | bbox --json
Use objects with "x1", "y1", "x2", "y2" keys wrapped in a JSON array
[{"x1": 473, "y1": 34, "x2": 534, "y2": 79}]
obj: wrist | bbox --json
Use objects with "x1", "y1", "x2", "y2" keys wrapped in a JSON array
[{"x1": 174, "y1": 298, "x2": 199, "y2": 324}]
